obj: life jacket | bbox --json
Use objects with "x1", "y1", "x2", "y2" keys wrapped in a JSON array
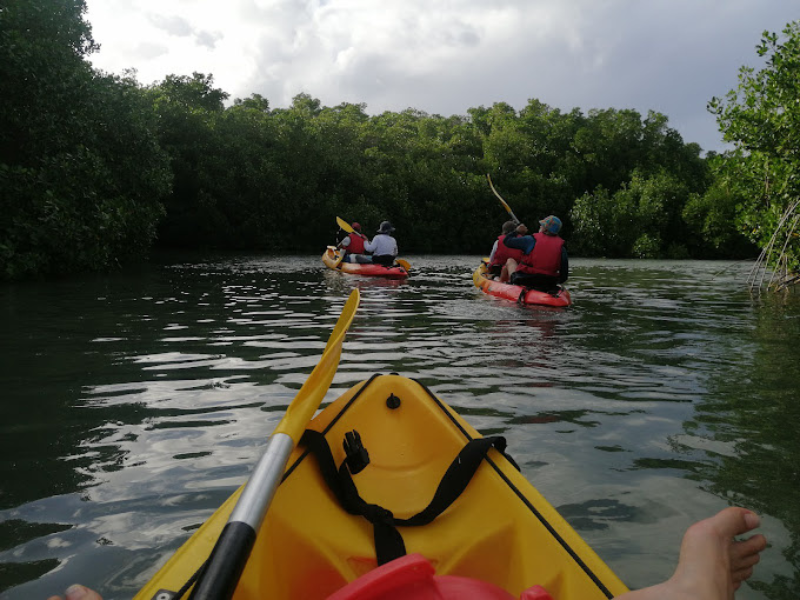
[
  {"x1": 515, "y1": 233, "x2": 564, "y2": 277},
  {"x1": 489, "y1": 234, "x2": 523, "y2": 268},
  {"x1": 346, "y1": 232, "x2": 367, "y2": 255}
]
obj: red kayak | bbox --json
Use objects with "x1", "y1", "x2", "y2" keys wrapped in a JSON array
[
  {"x1": 473, "y1": 261, "x2": 571, "y2": 307},
  {"x1": 323, "y1": 247, "x2": 409, "y2": 279}
]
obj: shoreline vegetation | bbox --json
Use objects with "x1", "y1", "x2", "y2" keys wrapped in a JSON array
[{"x1": 2, "y1": 2, "x2": 798, "y2": 289}]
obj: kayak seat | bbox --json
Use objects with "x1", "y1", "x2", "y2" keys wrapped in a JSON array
[
  {"x1": 326, "y1": 553, "x2": 554, "y2": 600},
  {"x1": 300, "y1": 427, "x2": 515, "y2": 566}
]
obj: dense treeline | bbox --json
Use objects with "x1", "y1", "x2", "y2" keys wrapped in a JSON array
[
  {"x1": 0, "y1": 0, "x2": 170, "y2": 279},
  {"x1": 2, "y1": 1, "x2": 796, "y2": 281},
  {"x1": 708, "y1": 21, "x2": 800, "y2": 288}
]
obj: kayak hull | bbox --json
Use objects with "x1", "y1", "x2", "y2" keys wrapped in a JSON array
[
  {"x1": 323, "y1": 247, "x2": 408, "y2": 279},
  {"x1": 473, "y1": 263, "x2": 572, "y2": 307},
  {"x1": 135, "y1": 374, "x2": 626, "y2": 600}
]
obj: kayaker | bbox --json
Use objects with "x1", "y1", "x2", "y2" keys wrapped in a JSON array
[
  {"x1": 364, "y1": 221, "x2": 399, "y2": 267},
  {"x1": 487, "y1": 221, "x2": 523, "y2": 280},
  {"x1": 43, "y1": 506, "x2": 767, "y2": 600},
  {"x1": 501, "y1": 215, "x2": 568, "y2": 290},
  {"x1": 337, "y1": 221, "x2": 368, "y2": 263}
]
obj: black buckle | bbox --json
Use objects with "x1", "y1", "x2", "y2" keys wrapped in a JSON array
[{"x1": 343, "y1": 430, "x2": 370, "y2": 474}]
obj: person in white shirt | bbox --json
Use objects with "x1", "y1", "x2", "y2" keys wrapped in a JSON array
[{"x1": 364, "y1": 221, "x2": 399, "y2": 266}]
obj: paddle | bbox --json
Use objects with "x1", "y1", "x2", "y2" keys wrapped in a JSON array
[
  {"x1": 336, "y1": 216, "x2": 355, "y2": 234},
  {"x1": 332, "y1": 217, "x2": 359, "y2": 268},
  {"x1": 189, "y1": 289, "x2": 361, "y2": 600},
  {"x1": 336, "y1": 216, "x2": 411, "y2": 272},
  {"x1": 487, "y1": 174, "x2": 520, "y2": 225}
]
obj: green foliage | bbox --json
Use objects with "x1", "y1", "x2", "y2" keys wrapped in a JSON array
[
  {"x1": 0, "y1": 0, "x2": 170, "y2": 280},
  {"x1": 570, "y1": 171, "x2": 695, "y2": 258},
  {"x1": 709, "y1": 20, "x2": 800, "y2": 274},
  {"x1": 6, "y1": 0, "x2": 771, "y2": 278},
  {"x1": 682, "y1": 156, "x2": 756, "y2": 259}
]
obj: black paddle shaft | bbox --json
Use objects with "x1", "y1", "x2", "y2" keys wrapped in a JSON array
[{"x1": 188, "y1": 522, "x2": 255, "y2": 600}]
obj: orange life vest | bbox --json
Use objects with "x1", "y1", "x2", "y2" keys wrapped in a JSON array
[
  {"x1": 346, "y1": 232, "x2": 367, "y2": 254},
  {"x1": 515, "y1": 233, "x2": 564, "y2": 277},
  {"x1": 490, "y1": 234, "x2": 524, "y2": 268}
]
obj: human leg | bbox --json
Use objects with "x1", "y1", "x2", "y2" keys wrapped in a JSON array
[
  {"x1": 615, "y1": 507, "x2": 766, "y2": 600},
  {"x1": 500, "y1": 258, "x2": 517, "y2": 283}
]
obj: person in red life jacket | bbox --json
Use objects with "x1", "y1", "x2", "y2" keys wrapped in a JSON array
[
  {"x1": 502, "y1": 215, "x2": 568, "y2": 291},
  {"x1": 487, "y1": 221, "x2": 523, "y2": 280},
  {"x1": 337, "y1": 222, "x2": 368, "y2": 263}
]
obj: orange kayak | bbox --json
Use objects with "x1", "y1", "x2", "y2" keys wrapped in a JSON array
[
  {"x1": 473, "y1": 262, "x2": 571, "y2": 307},
  {"x1": 323, "y1": 247, "x2": 409, "y2": 279}
]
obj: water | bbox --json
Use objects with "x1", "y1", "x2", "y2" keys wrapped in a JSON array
[{"x1": 1, "y1": 255, "x2": 798, "y2": 599}]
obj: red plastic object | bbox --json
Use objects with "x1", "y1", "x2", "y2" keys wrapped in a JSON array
[{"x1": 326, "y1": 554, "x2": 553, "y2": 600}]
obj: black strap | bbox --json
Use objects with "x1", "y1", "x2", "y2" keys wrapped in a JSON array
[{"x1": 300, "y1": 429, "x2": 513, "y2": 565}]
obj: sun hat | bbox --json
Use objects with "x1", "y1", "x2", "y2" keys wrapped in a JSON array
[
  {"x1": 378, "y1": 221, "x2": 395, "y2": 234},
  {"x1": 539, "y1": 215, "x2": 562, "y2": 235}
]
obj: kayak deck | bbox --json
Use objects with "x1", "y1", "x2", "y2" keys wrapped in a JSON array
[
  {"x1": 473, "y1": 262, "x2": 572, "y2": 307},
  {"x1": 135, "y1": 374, "x2": 626, "y2": 600},
  {"x1": 323, "y1": 247, "x2": 409, "y2": 279}
]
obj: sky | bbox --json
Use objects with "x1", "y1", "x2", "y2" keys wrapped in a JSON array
[{"x1": 84, "y1": 0, "x2": 798, "y2": 153}]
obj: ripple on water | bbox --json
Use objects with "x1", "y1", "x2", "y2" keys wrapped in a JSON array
[{"x1": 1, "y1": 256, "x2": 797, "y2": 599}]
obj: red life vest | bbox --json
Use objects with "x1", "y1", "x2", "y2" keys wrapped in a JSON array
[
  {"x1": 346, "y1": 232, "x2": 367, "y2": 254},
  {"x1": 515, "y1": 233, "x2": 564, "y2": 277},
  {"x1": 490, "y1": 234, "x2": 524, "y2": 268}
]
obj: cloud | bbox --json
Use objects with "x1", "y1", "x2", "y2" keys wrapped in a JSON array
[
  {"x1": 147, "y1": 14, "x2": 193, "y2": 38},
  {"x1": 147, "y1": 12, "x2": 223, "y2": 49},
  {"x1": 135, "y1": 42, "x2": 170, "y2": 61},
  {"x1": 85, "y1": 0, "x2": 799, "y2": 152},
  {"x1": 195, "y1": 30, "x2": 224, "y2": 50}
]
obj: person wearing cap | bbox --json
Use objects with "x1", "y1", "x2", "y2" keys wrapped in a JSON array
[
  {"x1": 501, "y1": 215, "x2": 568, "y2": 291},
  {"x1": 337, "y1": 222, "x2": 369, "y2": 263},
  {"x1": 364, "y1": 221, "x2": 399, "y2": 267}
]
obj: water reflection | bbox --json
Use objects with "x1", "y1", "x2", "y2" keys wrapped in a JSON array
[
  {"x1": 678, "y1": 293, "x2": 800, "y2": 597},
  {"x1": 0, "y1": 257, "x2": 798, "y2": 599}
]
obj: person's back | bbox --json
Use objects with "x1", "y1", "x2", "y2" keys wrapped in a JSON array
[
  {"x1": 503, "y1": 215, "x2": 568, "y2": 291},
  {"x1": 337, "y1": 222, "x2": 368, "y2": 262},
  {"x1": 488, "y1": 220, "x2": 523, "y2": 278},
  {"x1": 365, "y1": 221, "x2": 398, "y2": 266}
]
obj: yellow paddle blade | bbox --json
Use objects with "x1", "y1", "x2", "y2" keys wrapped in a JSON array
[
  {"x1": 336, "y1": 216, "x2": 355, "y2": 234},
  {"x1": 274, "y1": 289, "x2": 360, "y2": 443},
  {"x1": 395, "y1": 258, "x2": 411, "y2": 271},
  {"x1": 487, "y1": 174, "x2": 520, "y2": 224}
]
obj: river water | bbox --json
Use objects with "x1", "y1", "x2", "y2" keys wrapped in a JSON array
[{"x1": 1, "y1": 255, "x2": 798, "y2": 599}]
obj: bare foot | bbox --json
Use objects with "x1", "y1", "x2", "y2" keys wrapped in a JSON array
[
  {"x1": 617, "y1": 507, "x2": 767, "y2": 600},
  {"x1": 47, "y1": 584, "x2": 103, "y2": 600}
]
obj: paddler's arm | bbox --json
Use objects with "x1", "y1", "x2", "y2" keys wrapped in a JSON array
[{"x1": 504, "y1": 232, "x2": 536, "y2": 254}]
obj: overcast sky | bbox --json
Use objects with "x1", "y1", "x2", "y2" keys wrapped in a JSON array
[{"x1": 84, "y1": 0, "x2": 797, "y2": 153}]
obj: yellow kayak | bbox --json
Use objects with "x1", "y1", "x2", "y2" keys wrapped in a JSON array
[{"x1": 135, "y1": 376, "x2": 628, "y2": 600}]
